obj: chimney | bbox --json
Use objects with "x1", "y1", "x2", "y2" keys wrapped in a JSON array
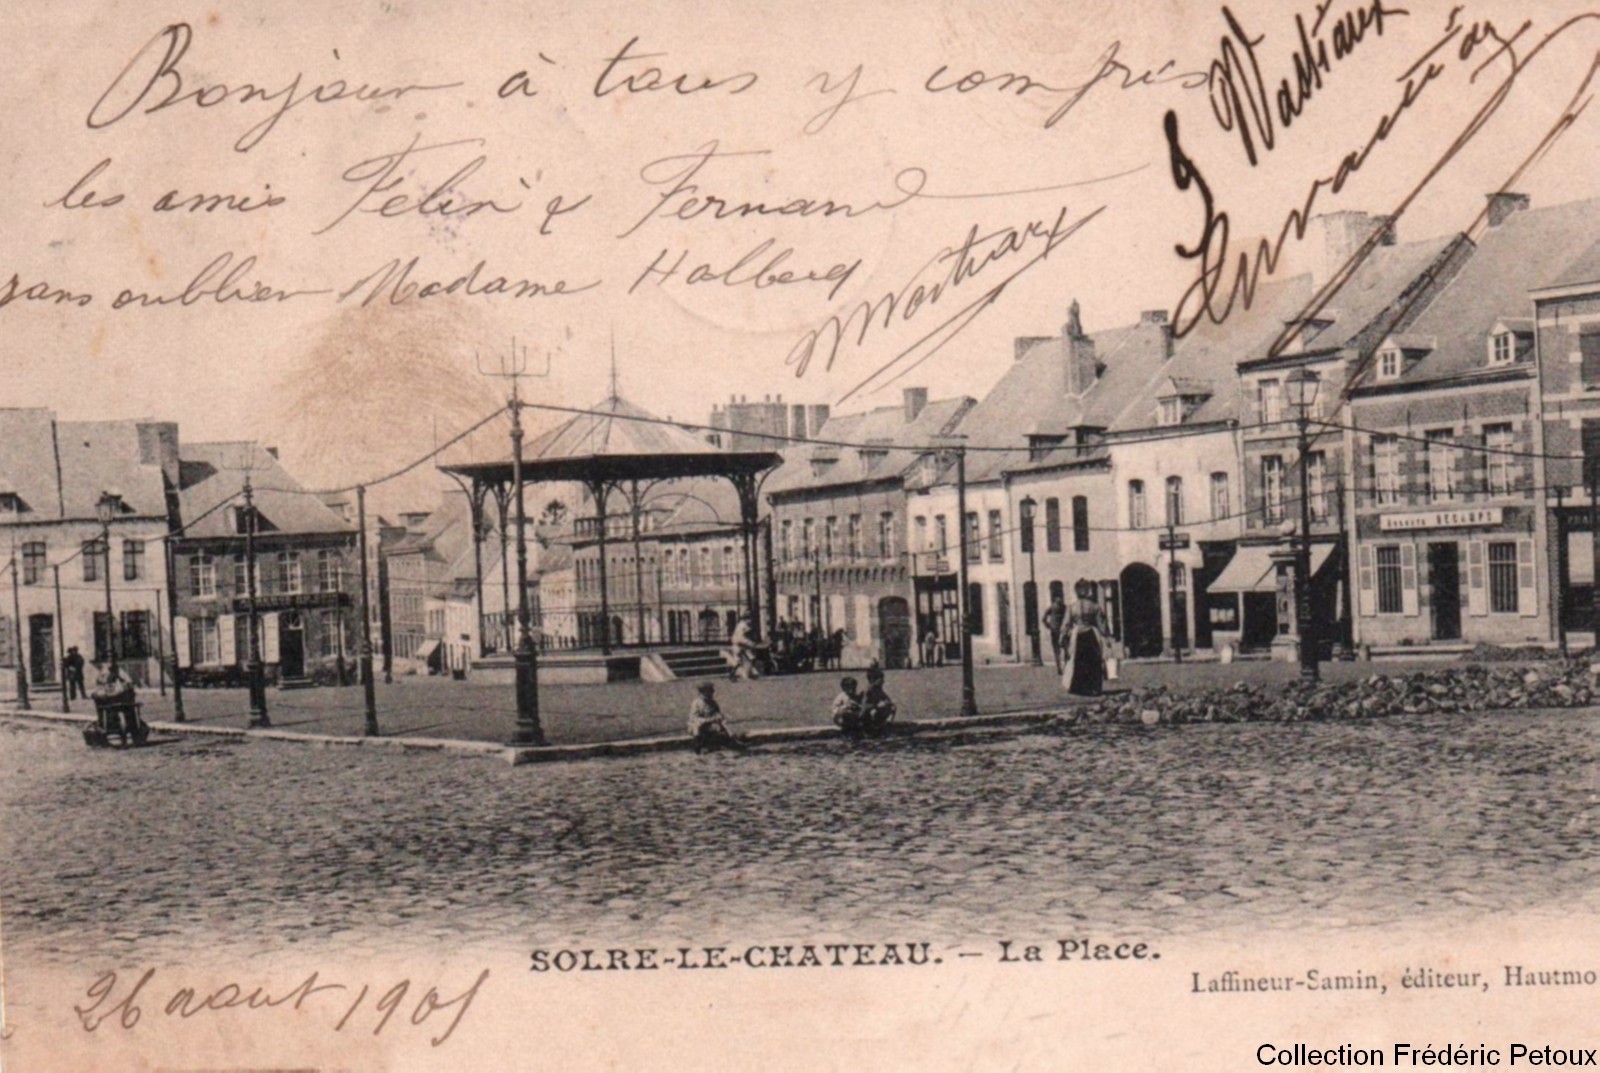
[
  {"x1": 1139, "y1": 309, "x2": 1168, "y2": 325},
  {"x1": 135, "y1": 421, "x2": 180, "y2": 487},
  {"x1": 1304, "y1": 211, "x2": 1392, "y2": 289},
  {"x1": 1067, "y1": 334, "x2": 1099, "y2": 395},
  {"x1": 790, "y1": 404, "x2": 808, "y2": 441},
  {"x1": 1487, "y1": 192, "x2": 1531, "y2": 227},
  {"x1": 903, "y1": 387, "x2": 928, "y2": 423},
  {"x1": 809, "y1": 404, "x2": 830, "y2": 435},
  {"x1": 1140, "y1": 310, "x2": 1175, "y2": 360}
]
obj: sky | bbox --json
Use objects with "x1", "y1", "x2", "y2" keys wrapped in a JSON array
[{"x1": 6, "y1": 0, "x2": 1600, "y2": 515}]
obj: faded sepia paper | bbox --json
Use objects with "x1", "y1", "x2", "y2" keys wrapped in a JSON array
[{"x1": 4, "y1": 0, "x2": 1600, "y2": 1069}]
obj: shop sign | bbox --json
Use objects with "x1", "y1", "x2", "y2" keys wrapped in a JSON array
[{"x1": 1379, "y1": 507, "x2": 1503, "y2": 531}]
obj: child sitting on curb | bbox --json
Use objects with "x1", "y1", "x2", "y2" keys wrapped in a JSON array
[
  {"x1": 688, "y1": 682, "x2": 747, "y2": 754},
  {"x1": 831, "y1": 677, "x2": 864, "y2": 736}
]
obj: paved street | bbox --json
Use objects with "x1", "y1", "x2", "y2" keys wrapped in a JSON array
[
  {"x1": 4, "y1": 699, "x2": 1598, "y2": 966},
  {"x1": 52, "y1": 657, "x2": 1462, "y2": 744}
]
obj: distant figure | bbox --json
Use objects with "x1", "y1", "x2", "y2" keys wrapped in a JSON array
[
  {"x1": 860, "y1": 675, "x2": 897, "y2": 738},
  {"x1": 828, "y1": 628, "x2": 846, "y2": 670},
  {"x1": 62, "y1": 646, "x2": 86, "y2": 700},
  {"x1": 729, "y1": 614, "x2": 758, "y2": 680},
  {"x1": 687, "y1": 682, "x2": 746, "y2": 753},
  {"x1": 1042, "y1": 595, "x2": 1068, "y2": 674},
  {"x1": 1060, "y1": 580, "x2": 1109, "y2": 697},
  {"x1": 831, "y1": 676, "x2": 864, "y2": 736},
  {"x1": 90, "y1": 662, "x2": 137, "y2": 745}
]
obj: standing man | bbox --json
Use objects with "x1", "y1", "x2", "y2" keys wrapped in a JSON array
[
  {"x1": 1042, "y1": 594, "x2": 1068, "y2": 674},
  {"x1": 729, "y1": 613, "x2": 758, "y2": 680},
  {"x1": 62, "y1": 646, "x2": 86, "y2": 700}
]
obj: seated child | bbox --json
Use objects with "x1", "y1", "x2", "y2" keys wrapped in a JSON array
[
  {"x1": 861, "y1": 679, "x2": 897, "y2": 738},
  {"x1": 687, "y1": 682, "x2": 745, "y2": 753},
  {"x1": 831, "y1": 677, "x2": 864, "y2": 736}
]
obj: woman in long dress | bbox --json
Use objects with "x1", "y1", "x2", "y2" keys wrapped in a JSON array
[{"x1": 1060, "y1": 580, "x2": 1108, "y2": 697}]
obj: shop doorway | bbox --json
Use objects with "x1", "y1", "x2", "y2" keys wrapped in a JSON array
[{"x1": 1428, "y1": 542, "x2": 1461, "y2": 641}]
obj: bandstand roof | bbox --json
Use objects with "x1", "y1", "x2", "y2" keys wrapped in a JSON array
[{"x1": 439, "y1": 395, "x2": 782, "y2": 487}]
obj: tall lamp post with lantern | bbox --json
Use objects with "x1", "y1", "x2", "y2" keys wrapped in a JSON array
[
  {"x1": 95, "y1": 491, "x2": 120, "y2": 675},
  {"x1": 1284, "y1": 369, "x2": 1321, "y2": 686},
  {"x1": 1019, "y1": 495, "x2": 1042, "y2": 666}
]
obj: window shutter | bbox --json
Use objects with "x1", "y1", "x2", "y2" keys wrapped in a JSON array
[
  {"x1": 263, "y1": 612, "x2": 281, "y2": 661},
  {"x1": 174, "y1": 616, "x2": 191, "y2": 668},
  {"x1": 1400, "y1": 543, "x2": 1419, "y2": 616},
  {"x1": 1358, "y1": 544, "x2": 1376, "y2": 616},
  {"x1": 1466, "y1": 541, "x2": 1487, "y2": 616},
  {"x1": 219, "y1": 614, "x2": 237, "y2": 665},
  {"x1": 1517, "y1": 538, "x2": 1538, "y2": 617}
]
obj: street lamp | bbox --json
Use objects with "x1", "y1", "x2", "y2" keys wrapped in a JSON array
[
  {"x1": 95, "y1": 491, "x2": 119, "y2": 675},
  {"x1": 5, "y1": 494, "x2": 29, "y2": 711},
  {"x1": 509, "y1": 393, "x2": 545, "y2": 746},
  {"x1": 242, "y1": 475, "x2": 270, "y2": 728},
  {"x1": 1020, "y1": 495, "x2": 1042, "y2": 666},
  {"x1": 1284, "y1": 369, "x2": 1321, "y2": 685}
]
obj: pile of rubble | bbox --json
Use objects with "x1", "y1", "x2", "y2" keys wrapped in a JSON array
[{"x1": 1070, "y1": 663, "x2": 1600, "y2": 726}]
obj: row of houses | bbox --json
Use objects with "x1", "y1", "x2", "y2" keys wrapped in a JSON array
[{"x1": 0, "y1": 415, "x2": 362, "y2": 697}]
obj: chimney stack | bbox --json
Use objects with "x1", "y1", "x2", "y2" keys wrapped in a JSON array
[
  {"x1": 1066, "y1": 335, "x2": 1099, "y2": 395},
  {"x1": 903, "y1": 387, "x2": 928, "y2": 423},
  {"x1": 1486, "y1": 191, "x2": 1531, "y2": 227}
]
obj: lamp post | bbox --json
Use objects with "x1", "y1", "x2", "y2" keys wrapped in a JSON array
[
  {"x1": 509, "y1": 394, "x2": 545, "y2": 746},
  {"x1": 954, "y1": 445, "x2": 978, "y2": 716},
  {"x1": 1020, "y1": 495, "x2": 1042, "y2": 666},
  {"x1": 243, "y1": 475, "x2": 269, "y2": 728},
  {"x1": 94, "y1": 492, "x2": 119, "y2": 676},
  {"x1": 357, "y1": 485, "x2": 379, "y2": 736},
  {"x1": 1284, "y1": 369, "x2": 1321, "y2": 686},
  {"x1": 1553, "y1": 485, "x2": 1568, "y2": 659},
  {"x1": 7, "y1": 522, "x2": 28, "y2": 711}
]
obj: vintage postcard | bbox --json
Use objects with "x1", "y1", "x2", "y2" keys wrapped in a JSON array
[{"x1": 5, "y1": 0, "x2": 1600, "y2": 1068}]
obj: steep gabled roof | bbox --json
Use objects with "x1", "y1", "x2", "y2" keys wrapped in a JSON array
[
  {"x1": 765, "y1": 394, "x2": 974, "y2": 497},
  {"x1": 178, "y1": 442, "x2": 354, "y2": 539},
  {"x1": 0, "y1": 410, "x2": 170, "y2": 523}
]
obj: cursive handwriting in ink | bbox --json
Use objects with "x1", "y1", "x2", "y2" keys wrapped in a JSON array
[
  {"x1": 498, "y1": 52, "x2": 559, "y2": 98},
  {"x1": 630, "y1": 238, "x2": 862, "y2": 301},
  {"x1": 803, "y1": 65, "x2": 895, "y2": 134},
  {"x1": 111, "y1": 251, "x2": 332, "y2": 309},
  {"x1": 1204, "y1": 0, "x2": 1408, "y2": 167},
  {"x1": 925, "y1": 42, "x2": 1208, "y2": 130},
  {"x1": 87, "y1": 24, "x2": 463, "y2": 152},
  {"x1": 74, "y1": 967, "x2": 488, "y2": 1047},
  {"x1": 46, "y1": 158, "x2": 126, "y2": 210},
  {"x1": 338, "y1": 256, "x2": 601, "y2": 307},
  {"x1": 594, "y1": 36, "x2": 758, "y2": 98},
  {"x1": 790, "y1": 205, "x2": 1103, "y2": 398},
  {"x1": 314, "y1": 135, "x2": 522, "y2": 236},
  {"x1": 152, "y1": 183, "x2": 285, "y2": 214},
  {"x1": 0, "y1": 274, "x2": 95, "y2": 308},
  {"x1": 619, "y1": 141, "x2": 923, "y2": 239}
]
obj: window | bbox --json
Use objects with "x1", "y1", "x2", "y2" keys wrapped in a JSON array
[
  {"x1": 21, "y1": 542, "x2": 44, "y2": 585},
  {"x1": 1045, "y1": 498, "x2": 1062, "y2": 552},
  {"x1": 1128, "y1": 481, "x2": 1146, "y2": 528},
  {"x1": 190, "y1": 553, "x2": 216, "y2": 597},
  {"x1": 121, "y1": 610, "x2": 151, "y2": 659},
  {"x1": 700, "y1": 546, "x2": 712, "y2": 584},
  {"x1": 1165, "y1": 476, "x2": 1184, "y2": 527},
  {"x1": 277, "y1": 551, "x2": 303, "y2": 594},
  {"x1": 780, "y1": 519, "x2": 793, "y2": 563},
  {"x1": 1488, "y1": 542, "x2": 1519, "y2": 613},
  {"x1": 191, "y1": 615, "x2": 220, "y2": 665},
  {"x1": 234, "y1": 553, "x2": 250, "y2": 595},
  {"x1": 317, "y1": 549, "x2": 341, "y2": 593},
  {"x1": 935, "y1": 515, "x2": 948, "y2": 557},
  {"x1": 965, "y1": 512, "x2": 981, "y2": 563},
  {"x1": 967, "y1": 582, "x2": 985, "y2": 636},
  {"x1": 824, "y1": 517, "x2": 838, "y2": 560},
  {"x1": 846, "y1": 514, "x2": 861, "y2": 560},
  {"x1": 1307, "y1": 452, "x2": 1328, "y2": 521},
  {"x1": 1072, "y1": 496, "x2": 1090, "y2": 552},
  {"x1": 878, "y1": 512, "x2": 894, "y2": 559},
  {"x1": 318, "y1": 608, "x2": 341, "y2": 659},
  {"x1": 1378, "y1": 348, "x2": 1401, "y2": 380},
  {"x1": 1158, "y1": 398, "x2": 1181, "y2": 426},
  {"x1": 1262, "y1": 456, "x2": 1285, "y2": 524},
  {"x1": 987, "y1": 509, "x2": 1003, "y2": 561},
  {"x1": 913, "y1": 516, "x2": 927, "y2": 555},
  {"x1": 1020, "y1": 499, "x2": 1036, "y2": 554},
  {"x1": 1376, "y1": 546, "x2": 1403, "y2": 614},
  {"x1": 1258, "y1": 378, "x2": 1283, "y2": 424},
  {"x1": 1373, "y1": 435, "x2": 1400, "y2": 504},
  {"x1": 82, "y1": 539, "x2": 107, "y2": 583},
  {"x1": 93, "y1": 611, "x2": 117, "y2": 662},
  {"x1": 1490, "y1": 332, "x2": 1514, "y2": 366},
  {"x1": 801, "y1": 518, "x2": 815, "y2": 557},
  {"x1": 1426, "y1": 429, "x2": 1456, "y2": 501},
  {"x1": 1485, "y1": 424, "x2": 1514, "y2": 494},
  {"x1": 722, "y1": 545, "x2": 735, "y2": 584},
  {"x1": 1583, "y1": 333, "x2": 1600, "y2": 388},
  {"x1": 1210, "y1": 473, "x2": 1230, "y2": 521},
  {"x1": 121, "y1": 539, "x2": 145, "y2": 581}
]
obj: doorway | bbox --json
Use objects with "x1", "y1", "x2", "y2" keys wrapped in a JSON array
[
  {"x1": 1428, "y1": 542, "x2": 1462, "y2": 641},
  {"x1": 1119, "y1": 563, "x2": 1163, "y2": 659},
  {"x1": 279, "y1": 611, "x2": 306, "y2": 678},
  {"x1": 28, "y1": 614, "x2": 54, "y2": 684},
  {"x1": 878, "y1": 596, "x2": 912, "y2": 669}
]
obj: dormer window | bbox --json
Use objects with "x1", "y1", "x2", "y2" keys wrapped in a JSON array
[
  {"x1": 1158, "y1": 398, "x2": 1181, "y2": 427},
  {"x1": 0, "y1": 490, "x2": 23, "y2": 515},
  {"x1": 1378, "y1": 348, "x2": 1401, "y2": 381},
  {"x1": 1490, "y1": 332, "x2": 1514, "y2": 366}
]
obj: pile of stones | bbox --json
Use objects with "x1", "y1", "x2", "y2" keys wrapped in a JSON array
[{"x1": 1070, "y1": 662, "x2": 1600, "y2": 726}]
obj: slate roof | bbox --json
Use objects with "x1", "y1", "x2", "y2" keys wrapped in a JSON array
[
  {"x1": 1384, "y1": 198, "x2": 1600, "y2": 384},
  {"x1": 765, "y1": 395, "x2": 975, "y2": 497},
  {"x1": 0, "y1": 409, "x2": 170, "y2": 523},
  {"x1": 178, "y1": 442, "x2": 354, "y2": 539}
]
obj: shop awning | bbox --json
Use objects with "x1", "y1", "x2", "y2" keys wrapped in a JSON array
[
  {"x1": 1208, "y1": 546, "x2": 1278, "y2": 594},
  {"x1": 1208, "y1": 544, "x2": 1336, "y2": 594},
  {"x1": 414, "y1": 638, "x2": 441, "y2": 663}
]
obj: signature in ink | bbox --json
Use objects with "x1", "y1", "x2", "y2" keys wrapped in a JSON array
[
  {"x1": 788, "y1": 204, "x2": 1105, "y2": 401},
  {"x1": 87, "y1": 23, "x2": 463, "y2": 152},
  {"x1": 630, "y1": 237, "x2": 863, "y2": 300}
]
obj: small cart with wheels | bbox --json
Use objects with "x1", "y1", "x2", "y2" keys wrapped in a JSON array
[{"x1": 84, "y1": 697, "x2": 150, "y2": 748}]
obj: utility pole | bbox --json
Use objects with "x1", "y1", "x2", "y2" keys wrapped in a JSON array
[
  {"x1": 1287, "y1": 371, "x2": 1320, "y2": 685},
  {"x1": 358, "y1": 484, "x2": 379, "y2": 736},
  {"x1": 510, "y1": 385, "x2": 545, "y2": 745},
  {"x1": 163, "y1": 534, "x2": 185, "y2": 721},
  {"x1": 9, "y1": 545, "x2": 29, "y2": 711},
  {"x1": 52, "y1": 564, "x2": 67, "y2": 712},
  {"x1": 1555, "y1": 485, "x2": 1568, "y2": 658},
  {"x1": 955, "y1": 445, "x2": 978, "y2": 716},
  {"x1": 1589, "y1": 458, "x2": 1600, "y2": 653},
  {"x1": 1167, "y1": 514, "x2": 1182, "y2": 665},
  {"x1": 244, "y1": 473, "x2": 269, "y2": 727}
]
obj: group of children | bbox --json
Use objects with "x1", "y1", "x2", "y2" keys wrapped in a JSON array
[{"x1": 685, "y1": 662, "x2": 898, "y2": 753}]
